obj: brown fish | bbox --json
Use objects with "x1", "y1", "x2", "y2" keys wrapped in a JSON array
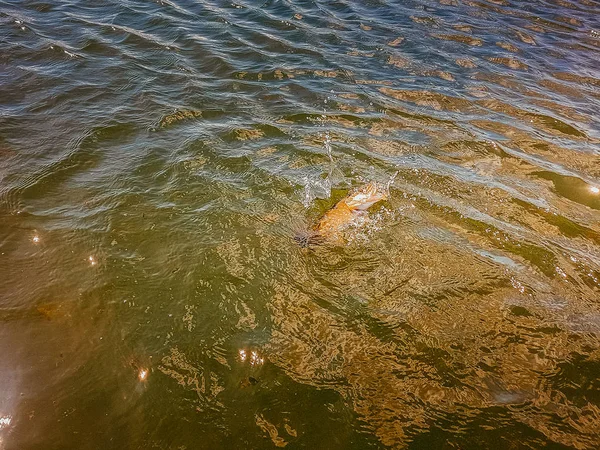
[{"x1": 297, "y1": 182, "x2": 388, "y2": 246}]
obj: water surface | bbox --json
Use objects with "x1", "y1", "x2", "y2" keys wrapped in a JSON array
[{"x1": 1, "y1": 0, "x2": 600, "y2": 448}]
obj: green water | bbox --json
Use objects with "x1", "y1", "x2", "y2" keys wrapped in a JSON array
[{"x1": 1, "y1": 0, "x2": 600, "y2": 448}]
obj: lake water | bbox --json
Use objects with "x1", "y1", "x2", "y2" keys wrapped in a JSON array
[{"x1": 1, "y1": 0, "x2": 600, "y2": 448}]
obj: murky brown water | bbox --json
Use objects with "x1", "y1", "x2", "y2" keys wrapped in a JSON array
[{"x1": 1, "y1": 0, "x2": 600, "y2": 448}]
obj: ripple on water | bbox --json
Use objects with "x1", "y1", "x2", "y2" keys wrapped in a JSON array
[{"x1": 1, "y1": 0, "x2": 600, "y2": 448}]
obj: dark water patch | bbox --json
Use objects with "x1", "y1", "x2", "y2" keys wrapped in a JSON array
[{"x1": 512, "y1": 198, "x2": 600, "y2": 244}]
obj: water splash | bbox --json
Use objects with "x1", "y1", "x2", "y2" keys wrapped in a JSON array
[
  {"x1": 302, "y1": 131, "x2": 338, "y2": 207},
  {"x1": 385, "y1": 170, "x2": 399, "y2": 195}
]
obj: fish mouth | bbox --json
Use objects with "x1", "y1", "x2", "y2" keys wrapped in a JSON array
[
  {"x1": 345, "y1": 182, "x2": 388, "y2": 210},
  {"x1": 351, "y1": 196, "x2": 386, "y2": 210}
]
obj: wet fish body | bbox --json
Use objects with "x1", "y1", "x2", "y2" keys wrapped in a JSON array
[{"x1": 309, "y1": 182, "x2": 388, "y2": 244}]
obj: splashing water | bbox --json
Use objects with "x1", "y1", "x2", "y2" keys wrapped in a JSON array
[
  {"x1": 385, "y1": 170, "x2": 399, "y2": 195},
  {"x1": 302, "y1": 132, "x2": 338, "y2": 207}
]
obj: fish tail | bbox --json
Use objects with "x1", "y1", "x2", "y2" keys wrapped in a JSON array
[{"x1": 294, "y1": 229, "x2": 320, "y2": 247}]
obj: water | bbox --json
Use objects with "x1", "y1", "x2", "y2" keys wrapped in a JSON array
[{"x1": 1, "y1": 0, "x2": 600, "y2": 448}]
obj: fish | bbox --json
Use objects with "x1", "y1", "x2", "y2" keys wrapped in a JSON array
[{"x1": 296, "y1": 182, "x2": 389, "y2": 246}]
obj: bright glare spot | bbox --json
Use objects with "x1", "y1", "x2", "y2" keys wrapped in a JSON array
[
  {"x1": 239, "y1": 348, "x2": 264, "y2": 365},
  {"x1": 250, "y1": 350, "x2": 265, "y2": 366},
  {"x1": 138, "y1": 368, "x2": 148, "y2": 381},
  {"x1": 556, "y1": 266, "x2": 567, "y2": 278},
  {"x1": 89, "y1": 256, "x2": 96, "y2": 265},
  {"x1": 32, "y1": 235, "x2": 40, "y2": 243},
  {"x1": 590, "y1": 186, "x2": 600, "y2": 194},
  {"x1": 510, "y1": 277, "x2": 526, "y2": 294},
  {"x1": 0, "y1": 415, "x2": 11, "y2": 428}
]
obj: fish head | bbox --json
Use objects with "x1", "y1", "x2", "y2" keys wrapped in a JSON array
[{"x1": 345, "y1": 182, "x2": 387, "y2": 210}]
